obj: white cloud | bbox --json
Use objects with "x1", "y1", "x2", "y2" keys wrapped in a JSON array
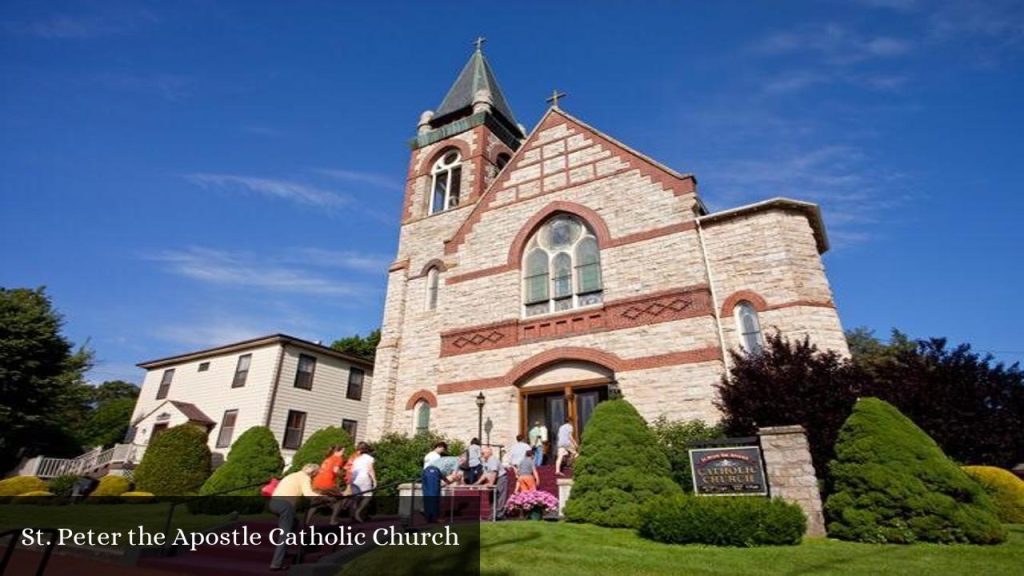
[
  {"x1": 292, "y1": 248, "x2": 391, "y2": 274},
  {"x1": 315, "y1": 169, "x2": 404, "y2": 191},
  {"x1": 147, "y1": 247, "x2": 371, "y2": 296},
  {"x1": 753, "y1": 24, "x2": 913, "y2": 64},
  {"x1": 184, "y1": 173, "x2": 350, "y2": 209}
]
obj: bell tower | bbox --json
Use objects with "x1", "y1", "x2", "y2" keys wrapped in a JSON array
[
  {"x1": 367, "y1": 40, "x2": 524, "y2": 437},
  {"x1": 400, "y1": 38, "x2": 526, "y2": 222}
]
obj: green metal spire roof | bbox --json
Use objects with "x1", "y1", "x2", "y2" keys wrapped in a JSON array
[{"x1": 434, "y1": 46, "x2": 522, "y2": 137}]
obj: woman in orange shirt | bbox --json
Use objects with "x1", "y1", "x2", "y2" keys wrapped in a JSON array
[{"x1": 308, "y1": 445, "x2": 346, "y2": 525}]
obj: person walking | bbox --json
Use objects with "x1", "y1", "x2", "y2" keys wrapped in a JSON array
[
  {"x1": 507, "y1": 434, "x2": 530, "y2": 468},
  {"x1": 464, "y1": 438, "x2": 483, "y2": 485},
  {"x1": 307, "y1": 445, "x2": 346, "y2": 525},
  {"x1": 269, "y1": 463, "x2": 321, "y2": 571},
  {"x1": 555, "y1": 419, "x2": 577, "y2": 476},
  {"x1": 348, "y1": 442, "x2": 376, "y2": 523},
  {"x1": 515, "y1": 449, "x2": 540, "y2": 493},
  {"x1": 528, "y1": 420, "x2": 548, "y2": 467}
]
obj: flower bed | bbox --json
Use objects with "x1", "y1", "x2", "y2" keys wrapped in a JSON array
[{"x1": 506, "y1": 490, "x2": 559, "y2": 520}]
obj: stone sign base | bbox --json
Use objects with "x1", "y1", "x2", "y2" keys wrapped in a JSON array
[{"x1": 758, "y1": 425, "x2": 827, "y2": 537}]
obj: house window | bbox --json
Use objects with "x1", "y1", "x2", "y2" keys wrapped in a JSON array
[
  {"x1": 156, "y1": 369, "x2": 174, "y2": 399},
  {"x1": 232, "y1": 354, "x2": 251, "y2": 388},
  {"x1": 346, "y1": 367, "x2": 364, "y2": 401},
  {"x1": 429, "y1": 150, "x2": 462, "y2": 214},
  {"x1": 426, "y1": 266, "x2": 440, "y2": 310},
  {"x1": 342, "y1": 419, "x2": 358, "y2": 439},
  {"x1": 150, "y1": 422, "x2": 169, "y2": 441},
  {"x1": 522, "y1": 214, "x2": 603, "y2": 317},
  {"x1": 198, "y1": 362, "x2": 210, "y2": 372},
  {"x1": 735, "y1": 301, "x2": 764, "y2": 354},
  {"x1": 216, "y1": 409, "x2": 238, "y2": 448},
  {"x1": 294, "y1": 354, "x2": 316, "y2": 390},
  {"x1": 283, "y1": 410, "x2": 307, "y2": 449},
  {"x1": 415, "y1": 401, "x2": 430, "y2": 435}
]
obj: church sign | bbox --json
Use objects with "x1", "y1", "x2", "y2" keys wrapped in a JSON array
[{"x1": 689, "y1": 446, "x2": 767, "y2": 496}]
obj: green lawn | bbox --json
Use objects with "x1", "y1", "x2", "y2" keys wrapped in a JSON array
[
  {"x1": 341, "y1": 522, "x2": 1024, "y2": 576},
  {"x1": 0, "y1": 503, "x2": 270, "y2": 539}
]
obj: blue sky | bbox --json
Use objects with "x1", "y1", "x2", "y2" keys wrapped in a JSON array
[{"x1": 2, "y1": 0, "x2": 1022, "y2": 384}]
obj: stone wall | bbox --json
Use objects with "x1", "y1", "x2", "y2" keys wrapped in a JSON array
[{"x1": 758, "y1": 425, "x2": 826, "y2": 537}]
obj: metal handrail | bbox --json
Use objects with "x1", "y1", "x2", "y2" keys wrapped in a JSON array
[
  {"x1": 161, "y1": 480, "x2": 267, "y2": 553},
  {"x1": 0, "y1": 528, "x2": 58, "y2": 576}
]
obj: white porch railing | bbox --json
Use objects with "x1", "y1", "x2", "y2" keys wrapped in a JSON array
[{"x1": 19, "y1": 444, "x2": 148, "y2": 479}]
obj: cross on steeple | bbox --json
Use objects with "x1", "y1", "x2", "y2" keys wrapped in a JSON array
[
  {"x1": 473, "y1": 36, "x2": 486, "y2": 51},
  {"x1": 546, "y1": 89, "x2": 567, "y2": 109}
]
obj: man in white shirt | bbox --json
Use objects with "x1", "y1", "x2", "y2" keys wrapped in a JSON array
[
  {"x1": 528, "y1": 420, "x2": 548, "y2": 467},
  {"x1": 555, "y1": 419, "x2": 577, "y2": 476},
  {"x1": 507, "y1": 434, "x2": 530, "y2": 467}
]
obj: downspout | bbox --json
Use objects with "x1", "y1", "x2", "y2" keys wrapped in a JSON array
[
  {"x1": 263, "y1": 344, "x2": 287, "y2": 427},
  {"x1": 696, "y1": 216, "x2": 731, "y2": 377}
]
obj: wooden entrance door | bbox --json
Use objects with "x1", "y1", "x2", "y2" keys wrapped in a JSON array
[{"x1": 520, "y1": 380, "x2": 610, "y2": 446}]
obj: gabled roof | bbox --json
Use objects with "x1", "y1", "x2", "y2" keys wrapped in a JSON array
[
  {"x1": 132, "y1": 399, "x2": 215, "y2": 427},
  {"x1": 137, "y1": 333, "x2": 374, "y2": 370},
  {"x1": 434, "y1": 47, "x2": 522, "y2": 137}
]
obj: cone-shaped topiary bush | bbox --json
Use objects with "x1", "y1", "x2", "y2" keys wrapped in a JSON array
[
  {"x1": 192, "y1": 426, "x2": 283, "y2": 514},
  {"x1": 564, "y1": 399, "x2": 681, "y2": 528},
  {"x1": 962, "y1": 466, "x2": 1024, "y2": 523},
  {"x1": 134, "y1": 424, "x2": 212, "y2": 496},
  {"x1": 825, "y1": 398, "x2": 1005, "y2": 544},
  {"x1": 285, "y1": 426, "x2": 353, "y2": 474}
]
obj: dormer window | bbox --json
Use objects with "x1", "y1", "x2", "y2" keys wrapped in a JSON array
[{"x1": 429, "y1": 150, "x2": 462, "y2": 214}]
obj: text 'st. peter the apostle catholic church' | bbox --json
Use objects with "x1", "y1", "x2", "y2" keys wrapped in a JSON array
[{"x1": 365, "y1": 42, "x2": 849, "y2": 445}]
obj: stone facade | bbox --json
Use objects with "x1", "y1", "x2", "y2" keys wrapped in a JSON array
[
  {"x1": 758, "y1": 425, "x2": 827, "y2": 537},
  {"x1": 366, "y1": 51, "x2": 848, "y2": 445}
]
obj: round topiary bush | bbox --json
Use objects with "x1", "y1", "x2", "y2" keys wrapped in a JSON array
[
  {"x1": 638, "y1": 494, "x2": 807, "y2": 546},
  {"x1": 89, "y1": 475, "x2": 132, "y2": 498},
  {"x1": 133, "y1": 425, "x2": 212, "y2": 496},
  {"x1": 47, "y1": 474, "x2": 80, "y2": 498},
  {"x1": 0, "y1": 476, "x2": 48, "y2": 497},
  {"x1": 120, "y1": 491, "x2": 155, "y2": 503},
  {"x1": 963, "y1": 466, "x2": 1024, "y2": 524},
  {"x1": 564, "y1": 399, "x2": 682, "y2": 528},
  {"x1": 825, "y1": 398, "x2": 1005, "y2": 544},
  {"x1": 285, "y1": 426, "x2": 354, "y2": 475},
  {"x1": 192, "y1": 426, "x2": 283, "y2": 514}
]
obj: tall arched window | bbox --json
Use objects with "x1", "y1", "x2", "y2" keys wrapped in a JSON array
[
  {"x1": 735, "y1": 301, "x2": 764, "y2": 354},
  {"x1": 522, "y1": 214, "x2": 603, "y2": 316},
  {"x1": 415, "y1": 400, "x2": 431, "y2": 435},
  {"x1": 426, "y1": 267, "x2": 440, "y2": 311},
  {"x1": 429, "y1": 150, "x2": 462, "y2": 215}
]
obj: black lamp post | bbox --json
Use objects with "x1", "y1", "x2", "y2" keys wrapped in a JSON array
[
  {"x1": 475, "y1": 392, "x2": 486, "y2": 443},
  {"x1": 608, "y1": 379, "x2": 622, "y2": 400}
]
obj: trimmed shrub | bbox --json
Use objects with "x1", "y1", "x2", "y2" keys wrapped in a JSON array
[
  {"x1": 120, "y1": 491, "x2": 155, "y2": 503},
  {"x1": 639, "y1": 495, "x2": 806, "y2": 546},
  {"x1": 12, "y1": 490, "x2": 56, "y2": 504},
  {"x1": 0, "y1": 476, "x2": 47, "y2": 496},
  {"x1": 285, "y1": 427, "x2": 354, "y2": 475},
  {"x1": 963, "y1": 466, "x2": 1024, "y2": 523},
  {"x1": 89, "y1": 475, "x2": 131, "y2": 497},
  {"x1": 193, "y1": 426, "x2": 283, "y2": 514},
  {"x1": 133, "y1": 425, "x2": 212, "y2": 496},
  {"x1": 825, "y1": 398, "x2": 1005, "y2": 544},
  {"x1": 650, "y1": 417, "x2": 724, "y2": 492},
  {"x1": 373, "y1": 432, "x2": 466, "y2": 496},
  {"x1": 564, "y1": 400, "x2": 682, "y2": 528},
  {"x1": 47, "y1": 474, "x2": 80, "y2": 498}
]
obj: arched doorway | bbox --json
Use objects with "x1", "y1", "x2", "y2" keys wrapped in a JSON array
[{"x1": 517, "y1": 361, "x2": 612, "y2": 460}]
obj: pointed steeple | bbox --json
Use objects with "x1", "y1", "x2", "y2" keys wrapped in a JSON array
[{"x1": 431, "y1": 41, "x2": 523, "y2": 139}]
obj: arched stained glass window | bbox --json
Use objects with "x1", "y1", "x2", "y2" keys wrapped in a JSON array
[
  {"x1": 415, "y1": 401, "x2": 430, "y2": 435},
  {"x1": 429, "y1": 150, "x2": 462, "y2": 215},
  {"x1": 426, "y1": 267, "x2": 440, "y2": 311},
  {"x1": 735, "y1": 301, "x2": 764, "y2": 354},
  {"x1": 522, "y1": 214, "x2": 603, "y2": 316}
]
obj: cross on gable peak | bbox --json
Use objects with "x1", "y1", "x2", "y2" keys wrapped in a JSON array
[
  {"x1": 546, "y1": 89, "x2": 567, "y2": 109},
  {"x1": 473, "y1": 36, "x2": 486, "y2": 51}
]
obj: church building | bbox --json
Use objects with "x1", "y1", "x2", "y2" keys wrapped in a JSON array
[{"x1": 365, "y1": 43, "x2": 849, "y2": 446}]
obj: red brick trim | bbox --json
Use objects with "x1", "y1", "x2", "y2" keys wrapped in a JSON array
[
  {"x1": 608, "y1": 221, "x2": 696, "y2": 248},
  {"x1": 720, "y1": 290, "x2": 768, "y2": 317},
  {"x1": 405, "y1": 389, "x2": 438, "y2": 410},
  {"x1": 415, "y1": 258, "x2": 448, "y2": 278},
  {"x1": 440, "y1": 285, "x2": 713, "y2": 356},
  {"x1": 506, "y1": 201, "x2": 613, "y2": 266},
  {"x1": 388, "y1": 259, "x2": 410, "y2": 273},
  {"x1": 436, "y1": 344, "x2": 721, "y2": 395}
]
